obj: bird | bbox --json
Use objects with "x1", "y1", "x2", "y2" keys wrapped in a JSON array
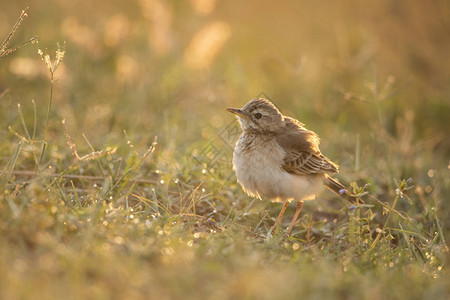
[{"x1": 226, "y1": 98, "x2": 355, "y2": 237}]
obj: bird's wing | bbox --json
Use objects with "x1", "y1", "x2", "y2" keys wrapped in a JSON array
[
  {"x1": 281, "y1": 150, "x2": 339, "y2": 175},
  {"x1": 276, "y1": 117, "x2": 339, "y2": 175}
]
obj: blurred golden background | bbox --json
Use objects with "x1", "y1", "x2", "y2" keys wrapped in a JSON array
[
  {"x1": 1, "y1": 1, "x2": 449, "y2": 298},
  {"x1": 0, "y1": 1, "x2": 448, "y2": 183},
  {"x1": 2, "y1": 0, "x2": 449, "y2": 176}
]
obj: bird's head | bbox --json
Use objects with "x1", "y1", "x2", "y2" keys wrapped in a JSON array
[{"x1": 227, "y1": 98, "x2": 283, "y2": 132}]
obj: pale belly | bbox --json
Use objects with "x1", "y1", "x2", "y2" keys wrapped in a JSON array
[{"x1": 232, "y1": 138, "x2": 324, "y2": 202}]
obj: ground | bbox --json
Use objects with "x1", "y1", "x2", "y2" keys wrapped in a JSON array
[{"x1": 0, "y1": 1, "x2": 449, "y2": 299}]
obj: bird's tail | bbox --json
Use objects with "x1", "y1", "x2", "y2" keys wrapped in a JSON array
[{"x1": 324, "y1": 174, "x2": 359, "y2": 203}]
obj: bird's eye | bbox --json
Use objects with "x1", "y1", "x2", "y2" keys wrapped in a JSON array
[{"x1": 254, "y1": 113, "x2": 262, "y2": 119}]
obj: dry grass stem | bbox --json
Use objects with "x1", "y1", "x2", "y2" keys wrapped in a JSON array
[
  {"x1": 0, "y1": 7, "x2": 38, "y2": 59},
  {"x1": 63, "y1": 119, "x2": 116, "y2": 161}
]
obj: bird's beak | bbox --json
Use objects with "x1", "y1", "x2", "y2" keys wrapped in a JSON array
[{"x1": 226, "y1": 108, "x2": 249, "y2": 118}]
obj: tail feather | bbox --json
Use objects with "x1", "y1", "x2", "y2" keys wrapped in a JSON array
[{"x1": 324, "y1": 174, "x2": 359, "y2": 203}]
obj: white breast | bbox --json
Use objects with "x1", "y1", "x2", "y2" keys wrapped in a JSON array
[{"x1": 232, "y1": 134, "x2": 324, "y2": 202}]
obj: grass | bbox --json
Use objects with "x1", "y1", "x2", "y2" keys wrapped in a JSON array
[{"x1": 0, "y1": 1, "x2": 449, "y2": 299}]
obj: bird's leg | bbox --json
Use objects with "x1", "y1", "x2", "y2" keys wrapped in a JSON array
[
  {"x1": 268, "y1": 200, "x2": 289, "y2": 236},
  {"x1": 287, "y1": 201, "x2": 304, "y2": 236}
]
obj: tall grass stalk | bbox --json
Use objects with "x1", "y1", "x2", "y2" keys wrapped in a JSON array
[{"x1": 37, "y1": 42, "x2": 66, "y2": 167}]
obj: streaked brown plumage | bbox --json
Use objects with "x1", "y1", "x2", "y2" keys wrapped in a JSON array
[{"x1": 227, "y1": 98, "x2": 354, "y2": 236}]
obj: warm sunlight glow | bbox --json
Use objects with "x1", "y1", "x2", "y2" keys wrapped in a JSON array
[{"x1": 184, "y1": 21, "x2": 231, "y2": 69}]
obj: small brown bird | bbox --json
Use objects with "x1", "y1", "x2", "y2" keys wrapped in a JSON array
[{"x1": 227, "y1": 98, "x2": 353, "y2": 236}]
